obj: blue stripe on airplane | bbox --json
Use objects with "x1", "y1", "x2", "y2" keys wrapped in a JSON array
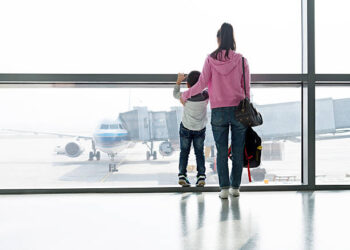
[{"x1": 95, "y1": 133, "x2": 128, "y2": 137}]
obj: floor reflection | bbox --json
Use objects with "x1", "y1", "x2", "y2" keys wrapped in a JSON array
[
  {"x1": 177, "y1": 192, "x2": 322, "y2": 250},
  {"x1": 179, "y1": 193, "x2": 257, "y2": 250},
  {"x1": 1, "y1": 191, "x2": 348, "y2": 250},
  {"x1": 301, "y1": 192, "x2": 315, "y2": 250},
  {"x1": 180, "y1": 193, "x2": 205, "y2": 250}
]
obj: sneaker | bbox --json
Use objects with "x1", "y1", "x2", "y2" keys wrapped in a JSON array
[
  {"x1": 178, "y1": 175, "x2": 191, "y2": 187},
  {"x1": 219, "y1": 189, "x2": 229, "y2": 199},
  {"x1": 196, "y1": 175, "x2": 206, "y2": 187},
  {"x1": 229, "y1": 188, "x2": 240, "y2": 197}
]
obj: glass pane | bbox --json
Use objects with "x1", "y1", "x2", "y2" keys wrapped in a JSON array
[
  {"x1": 253, "y1": 87, "x2": 301, "y2": 185},
  {"x1": 316, "y1": 0, "x2": 350, "y2": 73},
  {"x1": 0, "y1": 85, "x2": 301, "y2": 188},
  {"x1": 316, "y1": 86, "x2": 350, "y2": 184},
  {"x1": 0, "y1": 0, "x2": 300, "y2": 74}
]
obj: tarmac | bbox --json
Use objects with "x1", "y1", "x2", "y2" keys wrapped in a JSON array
[{"x1": 0, "y1": 133, "x2": 349, "y2": 188}]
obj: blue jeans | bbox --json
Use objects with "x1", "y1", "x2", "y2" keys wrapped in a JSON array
[
  {"x1": 179, "y1": 123, "x2": 206, "y2": 177},
  {"x1": 211, "y1": 106, "x2": 247, "y2": 189}
]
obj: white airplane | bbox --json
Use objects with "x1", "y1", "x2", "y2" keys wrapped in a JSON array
[{"x1": 2, "y1": 118, "x2": 132, "y2": 172}]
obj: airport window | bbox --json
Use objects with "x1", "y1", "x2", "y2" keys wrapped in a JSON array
[
  {"x1": 316, "y1": 0, "x2": 350, "y2": 73},
  {"x1": 316, "y1": 86, "x2": 350, "y2": 184},
  {"x1": 0, "y1": 0, "x2": 300, "y2": 74},
  {"x1": 0, "y1": 1, "x2": 349, "y2": 193},
  {"x1": 0, "y1": 86, "x2": 301, "y2": 188}
]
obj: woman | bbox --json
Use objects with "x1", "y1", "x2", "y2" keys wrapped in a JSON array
[{"x1": 180, "y1": 23, "x2": 250, "y2": 199}]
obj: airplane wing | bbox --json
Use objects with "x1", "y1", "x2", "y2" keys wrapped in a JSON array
[{"x1": 0, "y1": 128, "x2": 93, "y2": 140}]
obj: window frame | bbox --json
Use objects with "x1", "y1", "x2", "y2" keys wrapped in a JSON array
[{"x1": 0, "y1": 0, "x2": 350, "y2": 194}]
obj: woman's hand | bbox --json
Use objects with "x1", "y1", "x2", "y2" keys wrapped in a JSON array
[{"x1": 176, "y1": 73, "x2": 187, "y2": 85}]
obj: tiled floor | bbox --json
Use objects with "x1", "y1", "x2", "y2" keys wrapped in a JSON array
[{"x1": 0, "y1": 191, "x2": 349, "y2": 250}]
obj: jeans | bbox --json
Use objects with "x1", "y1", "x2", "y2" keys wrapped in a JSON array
[
  {"x1": 179, "y1": 123, "x2": 206, "y2": 177},
  {"x1": 211, "y1": 106, "x2": 247, "y2": 189}
]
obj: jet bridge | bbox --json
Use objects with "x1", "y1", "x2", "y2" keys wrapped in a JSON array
[
  {"x1": 254, "y1": 98, "x2": 350, "y2": 141},
  {"x1": 118, "y1": 107, "x2": 180, "y2": 160},
  {"x1": 118, "y1": 98, "x2": 350, "y2": 161}
]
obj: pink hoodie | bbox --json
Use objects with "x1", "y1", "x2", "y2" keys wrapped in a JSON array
[{"x1": 181, "y1": 50, "x2": 250, "y2": 109}]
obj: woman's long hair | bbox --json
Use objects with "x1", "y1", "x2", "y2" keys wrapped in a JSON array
[{"x1": 210, "y1": 23, "x2": 236, "y2": 60}]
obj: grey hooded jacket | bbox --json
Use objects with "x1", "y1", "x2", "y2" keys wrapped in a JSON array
[{"x1": 173, "y1": 85, "x2": 209, "y2": 131}]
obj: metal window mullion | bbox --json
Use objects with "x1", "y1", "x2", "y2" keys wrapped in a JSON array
[
  {"x1": 316, "y1": 74, "x2": 350, "y2": 83},
  {"x1": 1, "y1": 185, "x2": 350, "y2": 195},
  {"x1": 301, "y1": 0, "x2": 316, "y2": 188},
  {"x1": 0, "y1": 73, "x2": 303, "y2": 84}
]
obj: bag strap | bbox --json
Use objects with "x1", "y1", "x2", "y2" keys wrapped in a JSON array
[
  {"x1": 245, "y1": 147, "x2": 252, "y2": 182},
  {"x1": 242, "y1": 57, "x2": 247, "y2": 98}
]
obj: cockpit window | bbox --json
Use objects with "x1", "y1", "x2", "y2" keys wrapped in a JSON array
[
  {"x1": 118, "y1": 124, "x2": 124, "y2": 129},
  {"x1": 110, "y1": 124, "x2": 119, "y2": 129},
  {"x1": 100, "y1": 124, "x2": 109, "y2": 129}
]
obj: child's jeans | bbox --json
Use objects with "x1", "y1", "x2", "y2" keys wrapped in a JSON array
[{"x1": 178, "y1": 122, "x2": 206, "y2": 177}]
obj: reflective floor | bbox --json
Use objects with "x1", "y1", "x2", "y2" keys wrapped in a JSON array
[{"x1": 0, "y1": 191, "x2": 349, "y2": 250}]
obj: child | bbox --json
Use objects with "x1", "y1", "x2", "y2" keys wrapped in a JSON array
[{"x1": 173, "y1": 71, "x2": 209, "y2": 187}]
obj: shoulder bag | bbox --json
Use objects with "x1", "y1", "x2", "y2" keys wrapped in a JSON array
[{"x1": 234, "y1": 57, "x2": 263, "y2": 127}]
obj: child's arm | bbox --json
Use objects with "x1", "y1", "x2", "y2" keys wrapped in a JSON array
[
  {"x1": 173, "y1": 85, "x2": 181, "y2": 100},
  {"x1": 173, "y1": 73, "x2": 186, "y2": 100}
]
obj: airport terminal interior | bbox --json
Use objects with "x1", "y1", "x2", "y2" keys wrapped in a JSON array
[{"x1": 0, "y1": 0, "x2": 350, "y2": 249}]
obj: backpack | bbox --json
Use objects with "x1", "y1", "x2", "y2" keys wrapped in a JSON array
[{"x1": 228, "y1": 127, "x2": 262, "y2": 182}]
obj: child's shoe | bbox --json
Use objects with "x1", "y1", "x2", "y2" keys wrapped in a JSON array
[
  {"x1": 196, "y1": 175, "x2": 206, "y2": 187},
  {"x1": 178, "y1": 175, "x2": 191, "y2": 187}
]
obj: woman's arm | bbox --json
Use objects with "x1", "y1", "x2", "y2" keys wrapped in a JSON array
[
  {"x1": 241, "y1": 57, "x2": 251, "y2": 99},
  {"x1": 181, "y1": 56, "x2": 211, "y2": 102}
]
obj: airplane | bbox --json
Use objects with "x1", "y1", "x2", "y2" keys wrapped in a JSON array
[{"x1": 2, "y1": 118, "x2": 131, "y2": 172}]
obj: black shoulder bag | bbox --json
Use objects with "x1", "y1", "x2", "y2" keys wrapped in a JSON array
[{"x1": 234, "y1": 57, "x2": 263, "y2": 127}]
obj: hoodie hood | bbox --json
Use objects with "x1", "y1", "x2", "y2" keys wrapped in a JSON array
[{"x1": 208, "y1": 50, "x2": 242, "y2": 76}]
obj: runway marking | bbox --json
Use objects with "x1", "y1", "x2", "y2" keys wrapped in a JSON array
[
  {"x1": 100, "y1": 157, "x2": 127, "y2": 183},
  {"x1": 100, "y1": 172, "x2": 112, "y2": 183}
]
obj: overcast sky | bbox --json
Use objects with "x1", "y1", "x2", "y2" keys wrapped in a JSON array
[{"x1": 0, "y1": 0, "x2": 301, "y2": 73}]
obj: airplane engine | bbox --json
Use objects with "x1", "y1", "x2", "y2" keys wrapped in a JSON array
[
  {"x1": 159, "y1": 141, "x2": 174, "y2": 157},
  {"x1": 64, "y1": 142, "x2": 84, "y2": 158}
]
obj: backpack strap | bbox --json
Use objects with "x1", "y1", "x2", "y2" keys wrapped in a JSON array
[{"x1": 245, "y1": 147, "x2": 252, "y2": 182}]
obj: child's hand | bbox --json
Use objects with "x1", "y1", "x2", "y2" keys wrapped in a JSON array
[{"x1": 176, "y1": 73, "x2": 187, "y2": 85}]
